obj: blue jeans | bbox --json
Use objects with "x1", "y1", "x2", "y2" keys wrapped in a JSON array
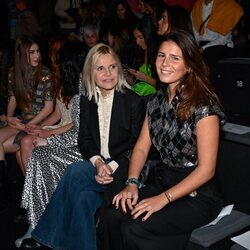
[{"x1": 32, "y1": 161, "x2": 105, "y2": 250}]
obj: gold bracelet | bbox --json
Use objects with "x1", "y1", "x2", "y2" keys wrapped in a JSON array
[{"x1": 164, "y1": 192, "x2": 173, "y2": 203}]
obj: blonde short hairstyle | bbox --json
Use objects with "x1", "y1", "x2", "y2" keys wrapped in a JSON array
[{"x1": 82, "y1": 43, "x2": 130, "y2": 103}]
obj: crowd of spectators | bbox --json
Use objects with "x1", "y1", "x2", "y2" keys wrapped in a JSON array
[{"x1": 0, "y1": 0, "x2": 250, "y2": 249}]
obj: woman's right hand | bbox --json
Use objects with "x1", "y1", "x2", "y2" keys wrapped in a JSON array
[
  {"x1": 7, "y1": 117, "x2": 25, "y2": 130},
  {"x1": 113, "y1": 184, "x2": 139, "y2": 213}
]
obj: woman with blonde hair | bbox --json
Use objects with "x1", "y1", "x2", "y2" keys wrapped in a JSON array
[{"x1": 28, "y1": 43, "x2": 145, "y2": 250}]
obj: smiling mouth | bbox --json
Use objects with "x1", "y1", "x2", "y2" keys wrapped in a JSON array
[
  {"x1": 160, "y1": 69, "x2": 173, "y2": 75},
  {"x1": 103, "y1": 79, "x2": 114, "y2": 82}
]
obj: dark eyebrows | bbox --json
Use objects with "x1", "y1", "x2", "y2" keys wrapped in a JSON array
[{"x1": 157, "y1": 51, "x2": 165, "y2": 55}]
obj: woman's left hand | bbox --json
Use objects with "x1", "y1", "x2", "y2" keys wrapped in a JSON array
[
  {"x1": 28, "y1": 128, "x2": 51, "y2": 138},
  {"x1": 131, "y1": 193, "x2": 168, "y2": 221}
]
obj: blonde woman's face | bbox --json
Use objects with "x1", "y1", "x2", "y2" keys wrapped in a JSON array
[
  {"x1": 94, "y1": 53, "x2": 118, "y2": 96},
  {"x1": 28, "y1": 43, "x2": 40, "y2": 67},
  {"x1": 157, "y1": 10, "x2": 169, "y2": 35}
]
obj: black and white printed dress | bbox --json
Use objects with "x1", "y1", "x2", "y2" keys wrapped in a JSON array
[{"x1": 21, "y1": 93, "x2": 82, "y2": 228}]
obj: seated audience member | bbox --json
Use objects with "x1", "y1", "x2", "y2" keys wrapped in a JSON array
[
  {"x1": 15, "y1": 40, "x2": 86, "y2": 248},
  {"x1": 108, "y1": 0, "x2": 137, "y2": 39},
  {"x1": 98, "y1": 30, "x2": 226, "y2": 250},
  {"x1": 191, "y1": 0, "x2": 244, "y2": 70},
  {"x1": 74, "y1": 2, "x2": 92, "y2": 40},
  {"x1": 100, "y1": 18, "x2": 132, "y2": 65},
  {"x1": 157, "y1": 3, "x2": 193, "y2": 36},
  {"x1": 15, "y1": 36, "x2": 68, "y2": 175},
  {"x1": 0, "y1": 36, "x2": 54, "y2": 205},
  {"x1": 27, "y1": 43, "x2": 145, "y2": 250},
  {"x1": 136, "y1": 0, "x2": 156, "y2": 21},
  {"x1": 89, "y1": 0, "x2": 107, "y2": 20},
  {"x1": 80, "y1": 18, "x2": 100, "y2": 52},
  {"x1": 15, "y1": 10, "x2": 41, "y2": 40},
  {"x1": 125, "y1": 16, "x2": 158, "y2": 98}
]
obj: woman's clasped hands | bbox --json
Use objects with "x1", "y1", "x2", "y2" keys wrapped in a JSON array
[{"x1": 95, "y1": 159, "x2": 114, "y2": 185}]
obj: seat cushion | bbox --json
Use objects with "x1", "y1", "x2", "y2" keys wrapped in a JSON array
[
  {"x1": 189, "y1": 210, "x2": 250, "y2": 247},
  {"x1": 230, "y1": 243, "x2": 248, "y2": 250}
]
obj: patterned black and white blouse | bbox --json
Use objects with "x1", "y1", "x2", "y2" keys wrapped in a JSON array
[{"x1": 147, "y1": 88, "x2": 225, "y2": 169}]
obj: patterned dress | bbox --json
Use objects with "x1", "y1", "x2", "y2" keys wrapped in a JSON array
[{"x1": 21, "y1": 93, "x2": 82, "y2": 228}]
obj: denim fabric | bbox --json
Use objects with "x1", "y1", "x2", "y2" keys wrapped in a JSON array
[{"x1": 32, "y1": 161, "x2": 105, "y2": 250}]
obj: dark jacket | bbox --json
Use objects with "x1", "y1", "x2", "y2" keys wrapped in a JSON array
[{"x1": 78, "y1": 89, "x2": 145, "y2": 170}]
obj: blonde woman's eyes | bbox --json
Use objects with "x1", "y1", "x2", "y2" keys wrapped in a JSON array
[
  {"x1": 110, "y1": 64, "x2": 117, "y2": 69},
  {"x1": 96, "y1": 66, "x2": 104, "y2": 71}
]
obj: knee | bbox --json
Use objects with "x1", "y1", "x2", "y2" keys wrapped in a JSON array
[
  {"x1": 20, "y1": 135, "x2": 33, "y2": 149},
  {"x1": 64, "y1": 161, "x2": 94, "y2": 182}
]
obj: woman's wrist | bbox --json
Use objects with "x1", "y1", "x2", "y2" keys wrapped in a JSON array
[
  {"x1": 125, "y1": 177, "x2": 145, "y2": 189},
  {"x1": 95, "y1": 158, "x2": 104, "y2": 168},
  {"x1": 163, "y1": 191, "x2": 173, "y2": 204}
]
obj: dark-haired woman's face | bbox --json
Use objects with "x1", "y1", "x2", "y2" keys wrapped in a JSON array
[
  {"x1": 157, "y1": 11, "x2": 169, "y2": 35},
  {"x1": 117, "y1": 3, "x2": 126, "y2": 19},
  {"x1": 156, "y1": 41, "x2": 188, "y2": 87},
  {"x1": 28, "y1": 43, "x2": 40, "y2": 67},
  {"x1": 133, "y1": 29, "x2": 147, "y2": 50}
]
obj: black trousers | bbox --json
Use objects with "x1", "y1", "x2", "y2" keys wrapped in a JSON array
[{"x1": 97, "y1": 166, "x2": 223, "y2": 250}]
